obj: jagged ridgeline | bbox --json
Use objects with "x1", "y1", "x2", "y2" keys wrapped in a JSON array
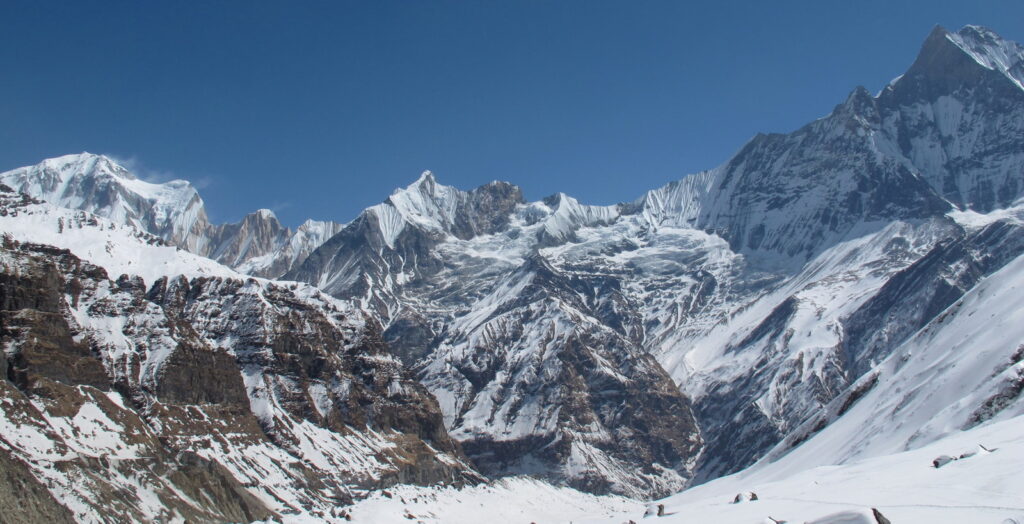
[{"x1": 1, "y1": 23, "x2": 1023, "y2": 522}]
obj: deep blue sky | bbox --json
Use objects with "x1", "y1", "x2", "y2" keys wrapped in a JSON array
[{"x1": 2, "y1": 1, "x2": 1022, "y2": 226}]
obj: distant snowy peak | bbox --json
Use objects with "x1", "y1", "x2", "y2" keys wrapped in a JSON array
[
  {"x1": 0, "y1": 152, "x2": 210, "y2": 252},
  {"x1": 254, "y1": 207, "x2": 277, "y2": 219},
  {"x1": 37, "y1": 152, "x2": 138, "y2": 180},
  {"x1": 207, "y1": 208, "x2": 289, "y2": 266},
  {"x1": 878, "y1": 24, "x2": 1024, "y2": 213},
  {"x1": 229, "y1": 213, "x2": 345, "y2": 278},
  {"x1": 0, "y1": 153, "x2": 344, "y2": 278},
  {"x1": 358, "y1": 171, "x2": 625, "y2": 252},
  {"x1": 371, "y1": 170, "x2": 465, "y2": 246},
  {"x1": 630, "y1": 169, "x2": 718, "y2": 228},
  {"x1": 534, "y1": 192, "x2": 619, "y2": 244},
  {"x1": 367, "y1": 172, "x2": 525, "y2": 247},
  {"x1": 295, "y1": 217, "x2": 346, "y2": 245}
]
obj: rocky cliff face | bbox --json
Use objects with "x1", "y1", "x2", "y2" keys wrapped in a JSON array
[{"x1": 0, "y1": 241, "x2": 277, "y2": 522}]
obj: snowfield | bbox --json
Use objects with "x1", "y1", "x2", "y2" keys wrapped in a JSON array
[
  {"x1": 345, "y1": 477, "x2": 644, "y2": 524},
  {"x1": 586, "y1": 415, "x2": 1024, "y2": 524},
  {"x1": 348, "y1": 415, "x2": 1024, "y2": 524}
]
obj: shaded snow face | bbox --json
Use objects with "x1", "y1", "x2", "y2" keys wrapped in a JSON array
[{"x1": 877, "y1": 25, "x2": 1024, "y2": 214}]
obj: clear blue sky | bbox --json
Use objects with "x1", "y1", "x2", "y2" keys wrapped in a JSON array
[{"x1": 2, "y1": 1, "x2": 1022, "y2": 226}]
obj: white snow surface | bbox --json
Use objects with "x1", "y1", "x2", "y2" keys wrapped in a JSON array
[
  {"x1": 762, "y1": 240, "x2": 1024, "y2": 467},
  {"x1": 347, "y1": 416, "x2": 1024, "y2": 524},
  {"x1": 580, "y1": 415, "x2": 1024, "y2": 524},
  {"x1": 0, "y1": 198, "x2": 236, "y2": 287},
  {"x1": 346, "y1": 476, "x2": 643, "y2": 523}
]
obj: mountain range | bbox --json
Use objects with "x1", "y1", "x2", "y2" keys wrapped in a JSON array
[{"x1": 1, "y1": 24, "x2": 1023, "y2": 522}]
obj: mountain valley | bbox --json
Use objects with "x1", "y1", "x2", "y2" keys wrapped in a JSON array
[{"x1": 1, "y1": 24, "x2": 1023, "y2": 523}]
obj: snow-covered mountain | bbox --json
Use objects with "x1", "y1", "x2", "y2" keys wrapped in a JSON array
[
  {"x1": 2, "y1": 22, "x2": 1024, "y2": 521},
  {"x1": 0, "y1": 153, "x2": 344, "y2": 278},
  {"x1": 644, "y1": 23, "x2": 1024, "y2": 482},
  {"x1": 418, "y1": 253, "x2": 701, "y2": 497},
  {"x1": 0, "y1": 153, "x2": 210, "y2": 251},
  {"x1": 283, "y1": 174, "x2": 710, "y2": 496}
]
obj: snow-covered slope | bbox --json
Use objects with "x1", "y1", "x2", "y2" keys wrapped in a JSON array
[
  {"x1": 347, "y1": 476, "x2": 644, "y2": 523},
  {"x1": 586, "y1": 416, "x2": 1024, "y2": 524},
  {"x1": 345, "y1": 417, "x2": 1024, "y2": 523},
  {"x1": 764, "y1": 210, "x2": 1024, "y2": 467},
  {"x1": 0, "y1": 186, "x2": 236, "y2": 285}
]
